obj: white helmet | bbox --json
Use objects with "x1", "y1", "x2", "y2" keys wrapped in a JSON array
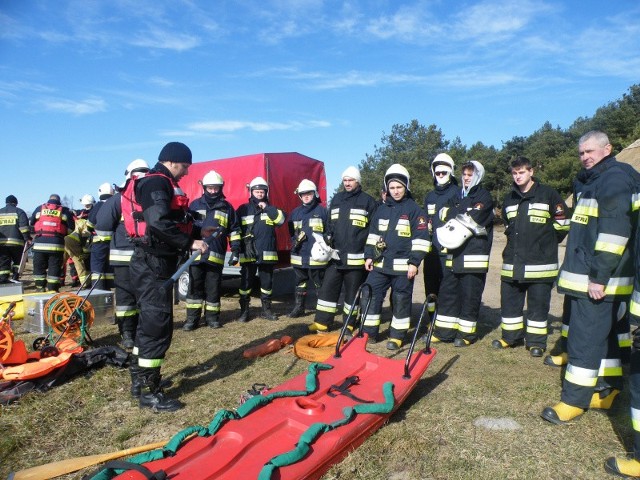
[
  {"x1": 436, "y1": 217, "x2": 473, "y2": 249},
  {"x1": 384, "y1": 164, "x2": 410, "y2": 191},
  {"x1": 98, "y1": 182, "x2": 115, "y2": 196},
  {"x1": 249, "y1": 176, "x2": 268, "y2": 191},
  {"x1": 202, "y1": 170, "x2": 224, "y2": 186},
  {"x1": 295, "y1": 179, "x2": 318, "y2": 197},
  {"x1": 124, "y1": 159, "x2": 149, "y2": 180},
  {"x1": 80, "y1": 194, "x2": 95, "y2": 206},
  {"x1": 436, "y1": 213, "x2": 487, "y2": 249},
  {"x1": 431, "y1": 153, "x2": 455, "y2": 176}
]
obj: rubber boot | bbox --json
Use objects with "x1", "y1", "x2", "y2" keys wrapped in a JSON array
[
  {"x1": 120, "y1": 317, "x2": 136, "y2": 350},
  {"x1": 11, "y1": 268, "x2": 19, "y2": 282},
  {"x1": 604, "y1": 457, "x2": 640, "y2": 478},
  {"x1": 121, "y1": 330, "x2": 135, "y2": 350},
  {"x1": 138, "y1": 367, "x2": 183, "y2": 412},
  {"x1": 238, "y1": 295, "x2": 250, "y2": 323},
  {"x1": 543, "y1": 352, "x2": 568, "y2": 367},
  {"x1": 590, "y1": 388, "x2": 620, "y2": 409},
  {"x1": 540, "y1": 402, "x2": 585, "y2": 425},
  {"x1": 183, "y1": 308, "x2": 201, "y2": 331},
  {"x1": 261, "y1": 298, "x2": 278, "y2": 321},
  {"x1": 129, "y1": 360, "x2": 143, "y2": 397},
  {"x1": 205, "y1": 311, "x2": 221, "y2": 329},
  {"x1": 288, "y1": 291, "x2": 307, "y2": 318},
  {"x1": 308, "y1": 322, "x2": 329, "y2": 333}
]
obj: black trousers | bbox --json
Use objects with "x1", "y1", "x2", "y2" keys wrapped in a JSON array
[
  {"x1": 240, "y1": 263, "x2": 274, "y2": 299},
  {"x1": 293, "y1": 267, "x2": 324, "y2": 292},
  {"x1": 113, "y1": 265, "x2": 138, "y2": 335},
  {"x1": 32, "y1": 250, "x2": 64, "y2": 290},
  {"x1": 188, "y1": 262, "x2": 223, "y2": 312},
  {"x1": 0, "y1": 245, "x2": 22, "y2": 282},
  {"x1": 314, "y1": 264, "x2": 367, "y2": 328},
  {"x1": 499, "y1": 281, "x2": 552, "y2": 349},
  {"x1": 362, "y1": 270, "x2": 413, "y2": 341},
  {"x1": 433, "y1": 270, "x2": 486, "y2": 342},
  {"x1": 561, "y1": 296, "x2": 623, "y2": 408},
  {"x1": 129, "y1": 248, "x2": 177, "y2": 366},
  {"x1": 423, "y1": 251, "x2": 446, "y2": 297}
]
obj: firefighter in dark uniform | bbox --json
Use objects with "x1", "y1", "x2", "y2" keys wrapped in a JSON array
[
  {"x1": 87, "y1": 183, "x2": 115, "y2": 290},
  {"x1": 0, "y1": 195, "x2": 31, "y2": 282},
  {"x1": 287, "y1": 179, "x2": 328, "y2": 318},
  {"x1": 29, "y1": 194, "x2": 75, "y2": 292},
  {"x1": 308, "y1": 166, "x2": 377, "y2": 332},
  {"x1": 95, "y1": 159, "x2": 150, "y2": 351},
  {"x1": 606, "y1": 216, "x2": 640, "y2": 478},
  {"x1": 541, "y1": 131, "x2": 637, "y2": 426},
  {"x1": 236, "y1": 177, "x2": 286, "y2": 322},
  {"x1": 423, "y1": 153, "x2": 458, "y2": 314},
  {"x1": 183, "y1": 170, "x2": 241, "y2": 330},
  {"x1": 432, "y1": 160, "x2": 494, "y2": 347},
  {"x1": 492, "y1": 156, "x2": 570, "y2": 357},
  {"x1": 123, "y1": 142, "x2": 208, "y2": 412},
  {"x1": 363, "y1": 164, "x2": 429, "y2": 350}
]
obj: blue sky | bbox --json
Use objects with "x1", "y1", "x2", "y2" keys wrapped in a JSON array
[{"x1": 1, "y1": 0, "x2": 639, "y2": 213}]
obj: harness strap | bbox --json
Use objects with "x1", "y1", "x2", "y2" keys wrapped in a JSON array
[
  {"x1": 327, "y1": 376, "x2": 372, "y2": 403},
  {"x1": 84, "y1": 460, "x2": 167, "y2": 480}
]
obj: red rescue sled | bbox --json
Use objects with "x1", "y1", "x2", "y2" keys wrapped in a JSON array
[{"x1": 106, "y1": 293, "x2": 438, "y2": 480}]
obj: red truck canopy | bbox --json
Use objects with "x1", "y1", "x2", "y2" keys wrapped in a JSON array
[{"x1": 179, "y1": 152, "x2": 327, "y2": 261}]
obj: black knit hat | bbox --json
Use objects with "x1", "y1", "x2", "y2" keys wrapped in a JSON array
[
  {"x1": 158, "y1": 142, "x2": 192, "y2": 165},
  {"x1": 5, "y1": 195, "x2": 17, "y2": 205}
]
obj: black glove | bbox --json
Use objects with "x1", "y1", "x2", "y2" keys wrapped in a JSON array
[
  {"x1": 373, "y1": 239, "x2": 386, "y2": 262},
  {"x1": 291, "y1": 230, "x2": 306, "y2": 253},
  {"x1": 323, "y1": 233, "x2": 333, "y2": 248},
  {"x1": 228, "y1": 251, "x2": 240, "y2": 266},
  {"x1": 633, "y1": 327, "x2": 640, "y2": 349}
]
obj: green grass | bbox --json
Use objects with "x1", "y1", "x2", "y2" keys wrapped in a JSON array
[{"x1": 1, "y1": 237, "x2": 634, "y2": 479}]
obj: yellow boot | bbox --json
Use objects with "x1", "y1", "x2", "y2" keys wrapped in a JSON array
[
  {"x1": 604, "y1": 457, "x2": 640, "y2": 478},
  {"x1": 543, "y1": 352, "x2": 568, "y2": 367},
  {"x1": 540, "y1": 402, "x2": 585, "y2": 425},
  {"x1": 590, "y1": 389, "x2": 620, "y2": 410},
  {"x1": 308, "y1": 322, "x2": 328, "y2": 333}
]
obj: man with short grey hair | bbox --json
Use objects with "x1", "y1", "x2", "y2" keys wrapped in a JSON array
[{"x1": 541, "y1": 131, "x2": 638, "y2": 427}]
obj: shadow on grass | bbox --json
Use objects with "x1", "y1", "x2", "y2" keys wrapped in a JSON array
[
  {"x1": 389, "y1": 354, "x2": 461, "y2": 424},
  {"x1": 167, "y1": 322, "x2": 309, "y2": 397}
]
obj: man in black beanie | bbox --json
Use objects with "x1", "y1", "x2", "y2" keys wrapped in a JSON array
[
  {"x1": 0, "y1": 195, "x2": 31, "y2": 282},
  {"x1": 123, "y1": 141, "x2": 208, "y2": 412}
]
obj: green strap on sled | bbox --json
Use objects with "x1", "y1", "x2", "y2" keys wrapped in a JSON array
[
  {"x1": 89, "y1": 362, "x2": 333, "y2": 480},
  {"x1": 257, "y1": 381, "x2": 396, "y2": 480}
]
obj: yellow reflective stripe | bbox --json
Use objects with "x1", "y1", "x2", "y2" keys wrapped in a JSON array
[
  {"x1": 594, "y1": 233, "x2": 627, "y2": 255},
  {"x1": 564, "y1": 364, "x2": 598, "y2": 387},
  {"x1": 262, "y1": 251, "x2": 278, "y2": 261},
  {"x1": 434, "y1": 314, "x2": 458, "y2": 330},
  {"x1": 526, "y1": 320, "x2": 547, "y2": 335},
  {"x1": 363, "y1": 313, "x2": 380, "y2": 327},
  {"x1": 392, "y1": 259, "x2": 409, "y2": 271},
  {"x1": 501, "y1": 316, "x2": 523, "y2": 331},
  {"x1": 598, "y1": 358, "x2": 622, "y2": 377},
  {"x1": 558, "y1": 271, "x2": 633, "y2": 295},
  {"x1": 458, "y1": 319, "x2": 476, "y2": 334},
  {"x1": 632, "y1": 408, "x2": 640, "y2": 433},
  {"x1": 316, "y1": 299, "x2": 338, "y2": 313},
  {"x1": 412, "y1": 238, "x2": 430, "y2": 252},
  {"x1": 138, "y1": 358, "x2": 163, "y2": 368}
]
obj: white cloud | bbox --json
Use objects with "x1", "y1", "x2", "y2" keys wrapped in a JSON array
[
  {"x1": 129, "y1": 28, "x2": 201, "y2": 51},
  {"x1": 186, "y1": 119, "x2": 331, "y2": 134},
  {"x1": 453, "y1": 0, "x2": 554, "y2": 43},
  {"x1": 41, "y1": 97, "x2": 107, "y2": 115}
]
